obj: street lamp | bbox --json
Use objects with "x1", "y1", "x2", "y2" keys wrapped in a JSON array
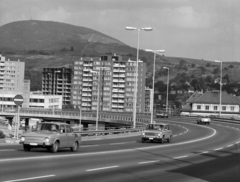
[
  {"x1": 91, "y1": 67, "x2": 106, "y2": 131},
  {"x1": 145, "y1": 49, "x2": 165, "y2": 124},
  {"x1": 215, "y1": 60, "x2": 222, "y2": 117},
  {"x1": 163, "y1": 67, "x2": 169, "y2": 114},
  {"x1": 125, "y1": 26, "x2": 153, "y2": 128}
]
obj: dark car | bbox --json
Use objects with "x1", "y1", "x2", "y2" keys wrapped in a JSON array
[{"x1": 156, "y1": 113, "x2": 168, "y2": 118}]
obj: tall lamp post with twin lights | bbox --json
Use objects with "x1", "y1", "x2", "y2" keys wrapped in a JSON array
[
  {"x1": 91, "y1": 67, "x2": 106, "y2": 131},
  {"x1": 145, "y1": 49, "x2": 165, "y2": 124},
  {"x1": 215, "y1": 60, "x2": 222, "y2": 117},
  {"x1": 163, "y1": 67, "x2": 169, "y2": 114},
  {"x1": 125, "y1": 26, "x2": 153, "y2": 128}
]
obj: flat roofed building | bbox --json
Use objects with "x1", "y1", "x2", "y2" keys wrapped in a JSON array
[
  {"x1": 42, "y1": 67, "x2": 72, "y2": 106},
  {"x1": 72, "y1": 54, "x2": 146, "y2": 112}
]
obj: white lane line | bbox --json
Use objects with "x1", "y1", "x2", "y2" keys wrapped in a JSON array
[
  {"x1": 227, "y1": 144, "x2": 234, "y2": 147},
  {"x1": 86, "y1": 166, "x2": 119, "y2": 172},
  {"x1": 201, "y1": 151, "x2": 209, "y2": 154},
  {"x1": 174, "y1": 155, "x2": 188, "y2": 159},
  {"x1": 2, "y1": 175, "x2": 55, "y2": 182},
  {"x1": 138, "y1": 160, "x2": 159, "y2": 164},
  {"x1": 236, "y1": 141, "x2": 240, "y2": 144},
  {"x1": 109, "y1": 142, "x2": 127, "y2": 145},
  {"x1": 81, "y1": 145, "x2": 99, "y2": 148},
  {"x1": 0, "y1": 149, "x2": 16, "y2": 152},
  {"x1": 214, "y1": 147, "x2": 223, "y2": 151},
  {"x1": 173, "y1": 135, "x2": 177, "y2": 137}
]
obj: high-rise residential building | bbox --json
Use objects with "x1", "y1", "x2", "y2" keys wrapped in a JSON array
[
  {"x1": 72, "y1": 54, "x2": 146, "y2": 112},
  {"x1": 0, "y1": 54, "x2": 25, "y2": 92},
  {"x1": 42, "y1": 67, "x2": 72, "y2": 106}
]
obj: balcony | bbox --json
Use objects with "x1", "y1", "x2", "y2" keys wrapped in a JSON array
[
  {"x1": 82, "y1": 98, "x2": 91, "y2": 101},
  {"x1": 112, "y1": 104, "x2": 118, "y2": 108},
  {"x1": 82, "y1": 83, "x2": 92, "y2": 86},
  {"x1": 83, "y1": 68, "x2": 92, "y2": 71},
  {"x1": 113, "y1": 79, "x2": 119, "y2": 82},
  {"x1": 83, "y1": 79, "x2": 93, "y2": 82},
  {"x1": 82, "y1": 103, "x2": 91, "y2": 106},
  {"x1": 112, "y1": 89, "x2": 119, "y2": 92},
  {"x1": 112, "y1": 84, "x2": 119, "y2": 87},
  {"x1": 112, "y1": 100, "x2": 118, "y2": 103},
  {"x1": 113, "y1": 64, "x2": 120, "y2": 67},
  {"x1": 119, "y1": 79, "x2": 125, "y2": 82},
  {"x1": 119, "y1": 74, "x2": 125, "y2": 77},
  {"x1": 113, "y1": 69, "x2": 120, "y2": 72},
  {"x1": 83, "y1": 63, "x2": 93, "y2": 67},
  {"x1": 119, "y1": 64, "x2": 126, "y2": 67},
  {"x1": 113, "y1": 74, "x2": 119, "y2": 77},
  {"x1": 82, "y1": 88, "x2": 92, "y2": 92},
  {"x1": 118, "y1": 100, "x2": 124, "y2": 103},
  {"x1": 119, "y1": 69, "x2": 126, "y2": 72},
  {"x1": 82, "y1": 93, "x2": 92, "y2": 97},
  {"x1": 118, "y1": 90, "x2": 125, "y2": 93},
  {"x1": 83, "y1": 74, "x2": 93, "y2": 77},
  {"x1": 119, "y1": 84, "x2": 125, "y2": 87}
]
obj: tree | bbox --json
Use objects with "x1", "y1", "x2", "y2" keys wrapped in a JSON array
[
  {"x1": 213, "y1": 67, "x2": 220, "y2": 74},
  {"x1": 191, "y1": 63, "x2": 195, "y2": 68},
  {"x1": 206, "y1": 63, "x2": 211, "y2": 67}
]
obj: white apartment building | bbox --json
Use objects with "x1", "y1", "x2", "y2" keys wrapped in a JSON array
[{"x1": 0, "y1": 54, "x2": 25, "y2": 92}]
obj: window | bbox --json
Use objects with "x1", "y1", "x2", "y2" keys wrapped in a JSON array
[
  {"x1": 222, "y1": 106, "x2": 226, "y2": 111},
  {"x1": 230, "y1": 106, "x2": 234, "y2": 111},
  {"x1": 205, "y1": 106, "x2": 209, "y2": 110},
  {"x1": 197, "y1": 105, "x2": 201, "y2": 110},
  {"x1": 214, "y1": 106, "x2": 218, "y2": 110}
]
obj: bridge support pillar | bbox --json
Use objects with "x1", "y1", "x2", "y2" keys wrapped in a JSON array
[
  {"x1": 25, "y1": 118, "x2": 29, "y2": 127},
  {"x1": 83, "y1": 123, "x2": 88, "y2": 130}
]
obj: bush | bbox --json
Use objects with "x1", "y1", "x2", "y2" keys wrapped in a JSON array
[{"x1": 0, "y1": 130, "x2": 5, "y2": 139}]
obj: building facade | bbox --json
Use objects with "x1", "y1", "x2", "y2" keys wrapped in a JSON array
[
  {"x1": 71, "y1": 55, "x2": 146, "y2": 112},
  {"x1": 42, "y1": 67, "x2": 72, "y2": 106},
  {"x1": 0, "y1": 54, "x2": 25, "y2": 92}
]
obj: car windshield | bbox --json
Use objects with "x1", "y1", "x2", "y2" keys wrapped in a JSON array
[
  {"x1": 146, "y1": 124, "x2": 165, "y2": 130},
  {"x1": 34, "y1": 123, "x2": 60, "y2": 132}
]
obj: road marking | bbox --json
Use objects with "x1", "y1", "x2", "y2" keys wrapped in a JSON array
[
  {"x1": 138, "y1": 160, "x2": 159, "y2": 164},
  {"x1": 82, "y1": 145, "x2": 99, "y2": 147},
  {"x1": 174, "y1": 155, "x2": 188, "y2": 159},
  {"x1": 2, "y1": 175, "x2": 55, "y2": 182},
  {"x1": 227, "y1": 144, "x2": 233, "y2": 147},
  {"x1": 201, "y1": 151, "x2": 209, "y2": 154},
  {"x1": 86, "y1": 166, "x2": 119, "y2": 172},
  {"x1": 173, "y1": 135, "x2": 177, "y2": 137},
  {"x1": 236, "y1": 141, "x2": 240, "y2": 144},
  {"x1": 0, "y1": 149, "x2": 16, "y2": 152},
  {"x1": 109, "y1": 142, "x2": 127, "y2": 145},
  {"x1": 214, "y1": 147, "x2": 223, "y2": 151}
]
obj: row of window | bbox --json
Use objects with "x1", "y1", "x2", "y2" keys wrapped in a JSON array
[{"x1": 197, "y1": 105, "x2": 235, "y2": 111}]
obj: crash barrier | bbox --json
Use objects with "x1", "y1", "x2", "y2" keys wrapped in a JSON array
[
  {"x1": 75, "y1": 127, "x2": 145, "y2": 137},
  {"x1": 182, "y1": 115, "x2": 240, "y2": 125}
]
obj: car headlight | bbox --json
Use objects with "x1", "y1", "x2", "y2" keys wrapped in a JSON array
[
  {"x1": 44, "y1": 137, "x2": 50, "y2": 143},
  {"x1": 20, "y1": 136, "x2": 25, "y2": 142},
  {"x1": 142, "y1": 132, "x2": 145, "y2": 136},
  {"x1": 158, "y1": 133, "x2": 162, "y2": 137}
]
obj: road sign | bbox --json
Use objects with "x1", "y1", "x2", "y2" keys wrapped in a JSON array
[{"x1": 14, "y1": 95, "x2": 24, "y2": 106}]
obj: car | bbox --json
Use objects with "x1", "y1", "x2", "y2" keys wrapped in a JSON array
[
  {"x1": 141, "y1": 123, "x2": 172, "y2": 143},
  {"x1": 197, "y1": 116, "x2": 211, "y2": 125},
  {"x1": 156, "y1": 113, "x2": 168, "y2": 118},
  {"x1": 19, "y1": 122, "x2": 81, "y2": 153}
]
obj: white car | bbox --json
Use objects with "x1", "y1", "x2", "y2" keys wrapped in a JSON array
[
  {"x1": 197, "y1": 116, "x2": 211, "y2": 125},
  {"x1": 141, "y1": 123, "x2": 172, "y2": 143}
]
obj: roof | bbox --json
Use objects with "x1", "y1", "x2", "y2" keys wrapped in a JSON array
[{"x1": 188, "y1": 91, "x2": 240, "y2": 105}]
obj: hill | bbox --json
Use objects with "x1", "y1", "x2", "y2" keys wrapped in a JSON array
[{"x1": 0, "y1": 20, "x2": 240, "y2": 92}]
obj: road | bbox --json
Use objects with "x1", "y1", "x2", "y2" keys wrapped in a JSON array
[{"x1": 1, "y1": 117, "x2": 240, "y2": 182}]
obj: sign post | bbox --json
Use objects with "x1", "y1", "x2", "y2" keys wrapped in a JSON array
[{"x1": 13, "y1": 95, "x2": 24, "y2": 140}]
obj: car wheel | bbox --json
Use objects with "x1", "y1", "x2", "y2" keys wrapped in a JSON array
[
  {"x1": 51, "y1": 141, "x2": 59, "y2": 153},
  {"x1": 168, "y1": 136, "x2": 172, "y2": 143},
  {"x1": 160, "y1": 139, "x2": 163, "y2": 144},
  {"x1": 142, "y1": 138, "x2": 145, "y2": 143},
  {"x1": 23, "y1": 145, "x2": 31, "y2": 151},
  {"x1": 71, "y1": 141, "x2": 79, "y2": 152}
]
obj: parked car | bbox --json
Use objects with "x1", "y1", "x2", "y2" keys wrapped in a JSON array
[
  {"x1": 19, "y1": 122, "x2": 81, "y2": 153},
  {"x1": 141, "y1": 123, "x2": 172, "y2": 143},
  {"x1": 156, "y1": 113, "x2": 168, "y2": 118},
  {"x1": 197, "y1": 116, "x2": 211, "y2": 125}
]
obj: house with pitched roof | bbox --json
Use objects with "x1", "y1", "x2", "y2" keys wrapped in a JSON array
[{"x1": 181, "y1": 91, "x2": 240, "y2": 116}]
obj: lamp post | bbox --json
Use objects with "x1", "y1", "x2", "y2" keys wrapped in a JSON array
[
  {"x1": 215, "y1": 60, "x2": 222, "y2": 117},
  {"x1": 145, "y1": 49, "x2": 165, "y2": 124},
  {"x1": 163, "y1": 67, "x2": 169, "y2": 114},
  {"x1": 91, "y1": 67, "x2": 106, "y2": 131},
  {"x1": 125, "y1": 26, "x2": 153, "y2": 128}
]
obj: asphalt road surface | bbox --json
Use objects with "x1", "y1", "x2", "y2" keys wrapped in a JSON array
[{"x1": 1, "y1": 117, "x2": 240, "y2": 182}]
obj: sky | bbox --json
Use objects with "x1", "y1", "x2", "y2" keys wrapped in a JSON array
[{"x1": 0, "y1": 0, "x2": 240, "y2": 62}]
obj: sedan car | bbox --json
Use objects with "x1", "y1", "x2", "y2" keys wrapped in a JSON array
[
  {"x1": 156, "y1": 113, "x2": 168, "y2": 118},
  {"x1": 19, "y1": 122, "x2": 81, "y2": 153},
  {"x1": 197, "y1": 116, "x2": 211, "y2": 125},
  {"x1": 141, "y1": 123, "x2": 172, "y2": 143}
]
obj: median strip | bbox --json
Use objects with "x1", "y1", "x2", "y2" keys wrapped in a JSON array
[
  {"x1": 2, "y1": 175, "x2": 55, "y2": 182},
  {"x1": 86, "y1": 166, "x2": 119, "y2": 172}
]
